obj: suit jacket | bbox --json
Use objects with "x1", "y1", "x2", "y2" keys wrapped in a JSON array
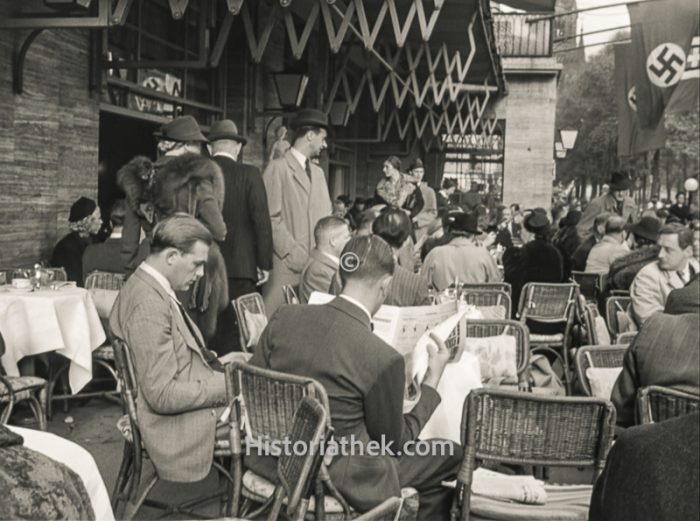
[
  {"x1": 571, "y1": 234, "x2": 597, "y2": 272},
  {"x1": 630, "y1": 258, "x2": 699, "y2": 326},
  {"x1": 299, "y1": 249, "x2": 338, "y2": 303},
  {"x1": 585, "y1": 236, "x2": 629, "y2": 273},
  {"x1": 261, "y1": 150, "x2": 332, "y2": 316},
  {"x1": 213, "y1": 155, "x2": 273, "y2": 280},
  {"x1": 82, "y1": 237, "x2": 125, "y2": 281},
  {"x1": 421, "y1": 237, "x2": 502, "y2": 292},
  {"x1": 665, "y1": 275, "x2": 700, "y2": 315},
  {"x1": 611, "y1": 313, "x2": 699, "y2": 427},
  {"x1": 413, "y1": 184, "x2": 438, "y2": 241},
  {"x1": 109, "y1": 267, "x2": 227, "y2": 482},
  {"x1": 589, "y1": 414, "x2": 700, "y2": 521},
  {"x1": 577, "y1": 193, "x2": 637, "y2": 240},
  {"x1": 247, "y1": 298, "x2": 441, "y2": 512}
]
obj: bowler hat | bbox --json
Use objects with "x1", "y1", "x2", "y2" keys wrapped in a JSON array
[
  {"x1": 153, "y1": 115, "x2": 208, "y2": 143},
  {"x1": 448, "y1": 212, "x2": 481, "y2": 235},
  {"x1": 524, "y1": 212, "x2": 551, "y2": 234},
  {"x1": 626, "y1": 216, "x2": 662, "y2": 242},
  {"x1": 609, "y1": 171, "x2": 634, "y2": 191},
  {"x1": 208, "y1": 119, "x2": 247, "y2": 144},
  {"x1": 290, "y1": 108, "x2": 328, "y2": 131},
  {"x1": 69, "y1": 196, "x2": 97, "y2": 223}
]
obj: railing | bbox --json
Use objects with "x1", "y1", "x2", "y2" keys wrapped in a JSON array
[{"x1": 493, "y1": 13, "x2": 552, "y2": 57}]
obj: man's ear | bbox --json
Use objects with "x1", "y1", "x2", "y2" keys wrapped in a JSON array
[{"x1": 164, "y1": 247, "x2": 180, "y2": 266}]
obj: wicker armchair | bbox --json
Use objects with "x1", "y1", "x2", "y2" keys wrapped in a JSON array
[
  {"x1": 518, "y1": 283, "x2": 579, "y2": 394},
  {"x1": 0, "y1": 332, "x2": 47, "y2": 430},
  {"x1": 465, "y1": 319, "x2": 530, "y2": 390},
  {"x1": 571, "y1": 271, "x2": 605, "y2": 303},
  {"x1": 451, "y1": 388, "x2": 616, "y2": 521},
  {"x1": 575, "y1": 345, "x2": 627, "y2": 397},
  {"x1": 233, "y1": 293, "x2": 268, "y2": 353},
  {"x1": 225, "y1": 361, "x2": 415, "y2": 520},
  {"x1": 579, "y1": 299, "x2": 612, "y2": 346},
  {"x1": 636, "y1": 386, "x2": 700, "y2": 425},
  {"x1": 282, "y1": 285, "x2": 300, "y2": 305},
  {"x1": 460, "y1": 282, "x2": 511, "y2": 297},
  {"x1": 615, "y1": 332, "x2": 637, "y2": 345},
  {"x1": 85, "y1": 270, "x2": 125, "y2": 290},
  {"x1": 110, "y1": 337, "x2": 233, "y2": 520},
  {"x1": 605, "y1": 296, "x2": 632, "y2": 341},
  {"x1": 461, "y1": 290, "x2": 511, "y2": 319}
]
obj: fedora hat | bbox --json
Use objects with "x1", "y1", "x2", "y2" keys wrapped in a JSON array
[
  {"x1": 626, "y1": 216, "x2": 662, "y2": 242},
  {"x1": 290, "y1": 108, "x2": 328, "y2": 131},
  {"x1": 609, "y1": 171, "x2": 634, "y2": 191},
  {"x1": 523, "y1": 211, "x2": 551, "y2": 234},
  {"x1": 448, "y1": 212, "x2": 481, "y2": 235},
  {"x1": 208, "y1": 119, "x2": 247, "y2": 144},
  {"x1": 153, "y1": 115, "x2": 208, "y2": 143}
]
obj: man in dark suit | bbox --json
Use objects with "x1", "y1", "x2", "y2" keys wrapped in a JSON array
[
  {"x1": 664, "y1": 273, "x2": 700, "y2": 315},
  {"x1": 589, "y1": 413, "x2": 700, "y2": 521},
  {"x1": 248, "y1": 235, "x2": 461, "y2": 520},
  {"x1": 209, "y1": 119, "x2": 273, "y2": 353},
  {"x1": 611, "y1": 312, "x2": 699, "y2": 427}
]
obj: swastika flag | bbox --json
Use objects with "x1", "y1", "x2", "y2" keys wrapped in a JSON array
[{"x1": 628, "y1": 0, "x2": 699, "y2": 128}]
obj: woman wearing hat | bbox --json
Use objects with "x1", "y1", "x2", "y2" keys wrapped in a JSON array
[
  {"x1": 51, "y1": 196, "x2": 103, "y2": 286},
  {"x1": 577, "y1": 171, "x2": 637, "y2": 239},
  {"x1": 503, "y1": 212, "x2": 565, "y2": 317},
  {"x1": 116, "y1": 115, "x2": 228, "y2": 341}
]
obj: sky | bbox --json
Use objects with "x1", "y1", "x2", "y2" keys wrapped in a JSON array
[{"x1": 576, "y1": 0, "x2": 632, "y2": 58}]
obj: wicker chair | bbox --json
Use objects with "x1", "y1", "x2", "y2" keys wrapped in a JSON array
[
  {"x1": 605, "y1": 296, "x2": 632, "y2": 341},
  {"x1": 460, "y1": 282, "x2": 511, "y2": 297},
  {"x1": 461, "y1": 290, "x2": 511, "y2": 319},
  {"x1": 110, "y1": 336, "x2": 233, "y2": 520},
  {"x1": 233, "y1": 293, "x2": 268, "y2": 353},
  {"x1": 225, "y1": 361, "x2": 415, "y2": 520},
  {"x1": 451, "y1": 388, "x2": 616, "y2": 521},
  {"x1": 517, "y1": 283, "x2": 579, "y2": 394},
  {"x1": 282, "y1": 285, "x2": 300, "y2": 305},
  {"x1": 465, "y1": 319, "x2": 530, "y2": 390},
  {"x1": 615, "y1": 332, "x2": 637, "y2": 345},
  {"x1": 85, "y1": 270, "x2": 125, "y2": 290},
  {"x1": 0, "y1": 332, "x2": 48, "y2": 430},
  {"x1": 575, "y1": 345, "x2": 627, "y2": 397},
  {"x1": 636, "y1": 386, "x2": 700, "y2": 425},
  {"x1": 579, "y1": 299, "x2": 612, "y2": 346},
  {"x1": 571, "y1": 271, "x2": 605, "y2": 303}
]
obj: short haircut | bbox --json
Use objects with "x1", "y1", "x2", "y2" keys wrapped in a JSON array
[
  {"x1": 335, "y1": 195, "x2": 352, "y2": 207},
  {"x1": 510, "y1": 203, "x2": 520, "y2": 212},
  {"x1": 314, "y1": 216, "x2": 348, "y2": 245},
  {"x1": 292, "y1": 126, "x2": 324, "y2": 144},
  {"x1": 385, "y1": 155, "x2": 402, "y2": 171},
  {"x1": 659, "y1": 223, "x2": 693, "y2": 250},
  {"x1": 372, "y1": 207, "x2": 411, "y2": 249},
  {"x1": 109, "y1": 199, "x2": 126, "y2": 227},
  {"x1": 676, "y1": 192, "x2": 685, "y2": 200},
  {"x1": 150, "y1": 214, "x2": 212, "y2": 254},
  {"x1": 442, "y1": 178, "x2": 457, "y2": 190},
  {"x1": 605, "y1": 215, "x2": 626, "y2": 234},
  {"x1": 593, "y1": 211, "x2": 611, "y2": 230},
  {"x1": 339, "y1": 235, "x2": 395, "y2": 286}
]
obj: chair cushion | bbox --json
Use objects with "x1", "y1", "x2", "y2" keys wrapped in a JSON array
[
  {"x1": 0, "y1": 376, "x2": 46, "y2": 399},
  {"x1": 477, "y1": 306, "x2": 507, "y2": 320},
  {"x1": 529, "y1": 333, "x2": 565, "y2": 344},
  {"x1": 592, "y1": 316, "x2": 612, "y2": 345},
  {"x1": 93, "y1": 344, "x2": 114, "y2": 361},
  {"x1": 242, "y1": 310, "x2": 268, "y2": 348},
  {"x1": 470, "y1": 484, "x2": 592, "y2": 520},
  {"x1": 88, "y1": 288, "x2": 119, "y2": 320},
  {"x1": 586, "y1": 367, "x2": 623, "y2": 399},
  {"x1": 465, "y1": 335, "x2": 518, "y2": 383}
]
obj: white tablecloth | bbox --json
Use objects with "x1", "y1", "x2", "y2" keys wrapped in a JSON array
[
  {"x1": 7, "y1": 425, "x2": 115, "y2": 521},
  {"x1": 0, "y1": 286, "x2": 106, "y2": 393}
]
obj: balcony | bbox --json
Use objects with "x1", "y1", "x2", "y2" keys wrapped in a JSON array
[{"x1": 493, "y1": 13, "x2": 552, "y2": 57}]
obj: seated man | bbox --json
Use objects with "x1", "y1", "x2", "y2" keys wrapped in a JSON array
[
  {"x1": 109, "y1": 215, "x2": 228, "y2": 483},
  {"x1": 630, "y1": 223, "x2": 699, "y2": 326},
  {"x1": 82, "y1": 199, "x2": 127, "y2": 279},
  {"x1": 585, "y1": 215, "x2": 629, "y2": 273},
  {"x1": 571, "y1": 212, "x2": 609, "y2": 272},
  {"x1": 605, "y1": 216, "x2": 661, "y2": 292},
  {"x1": 589, "y1": 414, "x2": 700, "y2": 521},
  {"x1": 421, "y1": 212, "x2": 502, "y2": 292},
  {"x1": 248, "y1": 235, "x2": 461, "y2": 520},
  {"x1": 298, "y1": 216, "x2": 351, "y2": 302},
  {"x1": 611, "y1": 312, "x2": 699, "y2": 427}
]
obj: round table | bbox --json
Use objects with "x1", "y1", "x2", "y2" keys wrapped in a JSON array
[{"x1": 0, "y1": 286, "x2": 106, "y2": 393}]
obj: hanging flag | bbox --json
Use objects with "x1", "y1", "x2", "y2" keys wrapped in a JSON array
[
  {"x1": 628, "y1": 0, "x2": 700, "y2": 128},
  {"x1": 614, "y1": 43, "x2": 666, "y2": 157}
]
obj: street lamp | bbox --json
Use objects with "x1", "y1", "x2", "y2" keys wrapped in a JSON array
[
  {"x1": 329, "y1": 101, "x2": 350, "y2": 127},
  {"x1": 554, "y1": 141, "x2": 567, "y2": 159},
  {"x1": 272, "y1": 72, "x2": 309, "y2": 109},
  {"x1": 559, "y1": 129, "x2": 578, "y2": 150}
]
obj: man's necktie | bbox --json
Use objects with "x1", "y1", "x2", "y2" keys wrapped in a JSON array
[
  {"x1": 174, "y1": 299, "x2": 224, "y2": 372},
  {"x1": 305, "y1": 159, "x2": 312, "y2": 179}
]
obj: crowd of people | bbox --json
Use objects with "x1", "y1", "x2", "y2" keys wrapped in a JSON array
[{"x1": 42, "y1": 112, "x2": 700, "y2": 520}]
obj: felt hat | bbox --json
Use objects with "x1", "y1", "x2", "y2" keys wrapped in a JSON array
[
  {"x1": 523, "y1": 211, "x2": 551, "y2": 234},
  {"x1": 609, "y1": 171, "x2": 634, "y2": 191},
  {"x1": 626, "y1": 216, "x2": 662, "y2": 242},
  {"x1": 289, "y1": 108, "x2": 328, "y2": 130},
  {"x1": 69, "y1": 196, "x2": 97, "y2": 223},
  {"x1": 153, "y1": 115, "x2": 208, "y2": 143},
  {"x1": 208, "y1": 119, "x2": 247, "y2": 144}
]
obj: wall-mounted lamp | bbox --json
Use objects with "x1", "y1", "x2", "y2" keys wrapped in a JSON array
[
  {"x1": 272, "y1": 72, "x2": 309, "y2": 109},
  {"x1": 329, "y1": 101, "x2": 350, "y2": 127}
]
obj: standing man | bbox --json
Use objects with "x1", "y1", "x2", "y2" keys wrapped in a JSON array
[
  {"x1": 262, "y1": 108, "x2": 332, "y2": 316},
  {"x1": 577, "y1": 172, "x2": 637, "y2": 239},
  {"x1": 208, "y1": 119, "x2": 273, "y2": 353},
  {"x1": 408, "y1": 158, "x2": 438, "y2": 242}
]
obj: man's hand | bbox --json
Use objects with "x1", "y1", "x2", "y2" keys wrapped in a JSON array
[
  {"x1": 422, "y1": 332, "x2": 451, "y2": 390},
  {"x1": 256, "y1": 269, "x2": 270, "y2": 286}
]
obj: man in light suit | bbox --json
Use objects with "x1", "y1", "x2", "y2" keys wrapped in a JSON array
[
  {"x1": 249, "y1": 235, "x2": 461, "y2": 520},
  {"x1": 109, "y1": 215, "x2": 228, "y2": 482},
  {"x1": 299, "y1": 216, "x2": 351, "y2": 302},
  {"x1": 262, "y1": 108, "x2": 332, "y2": 316}
]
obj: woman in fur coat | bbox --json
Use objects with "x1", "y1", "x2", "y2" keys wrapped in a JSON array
[{"x1": 117, "y1": 115, "x2": 228, "y2": 342}]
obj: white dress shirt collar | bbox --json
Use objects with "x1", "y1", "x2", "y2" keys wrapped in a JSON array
[
  {"x1": 290, "y1": 146, "x2": 308, "y2": 171},
  {"x1": 339, "y1": 294, "x2": 373, "y2": 323},
  {"x1": 320, "y1": 251, "x2": 340, "y2": 265},
  {"x1": 212, "y1": 152, "x2": 238, "y2": 162},
  {"x1": 139, "y1": 262, "x2": 178, "y2": 301}
]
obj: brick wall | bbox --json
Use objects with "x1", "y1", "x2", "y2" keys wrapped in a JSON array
[{"x1": 0, "y1": 29, "x2": 99, "y2": 267}]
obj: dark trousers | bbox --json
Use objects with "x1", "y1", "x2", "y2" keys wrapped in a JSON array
[{"x1": 209, "y1": 278, "x2": 257, "y2": 356}]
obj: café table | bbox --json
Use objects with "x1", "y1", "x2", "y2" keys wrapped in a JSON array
[{"x1": 0, "y1": 285, "x2": 106, "y2": 393}]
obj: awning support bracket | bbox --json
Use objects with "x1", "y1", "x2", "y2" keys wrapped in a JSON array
[{"x1": 13, "y1": 29, "x2": 44, "y2": 95}]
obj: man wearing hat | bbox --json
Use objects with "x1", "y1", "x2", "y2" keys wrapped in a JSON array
[
  {"x1": 51, "y1": 196, "x2": 103, "y2": 286},
  {"x1": 421, "y1": 213, "x2": 502, "y2": 292},
  {"x1": 208, "y1": 119, "x2": 273, "y2": 353},
  {"x1": 261, "y1": 108, "x2": 332, "y2": 316},
  {"x1": 605, "y1": 216, "x2": 662, "y2": 292},
  {"x1": 407, "y1": 158, "x2": 438, "y2": 242},
  {"x1": 503, "y1": 212, "x2": 565, "y2": 317},
  {"x1": 577, "y1": 171, "x2": 637, "y2": 239}
]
